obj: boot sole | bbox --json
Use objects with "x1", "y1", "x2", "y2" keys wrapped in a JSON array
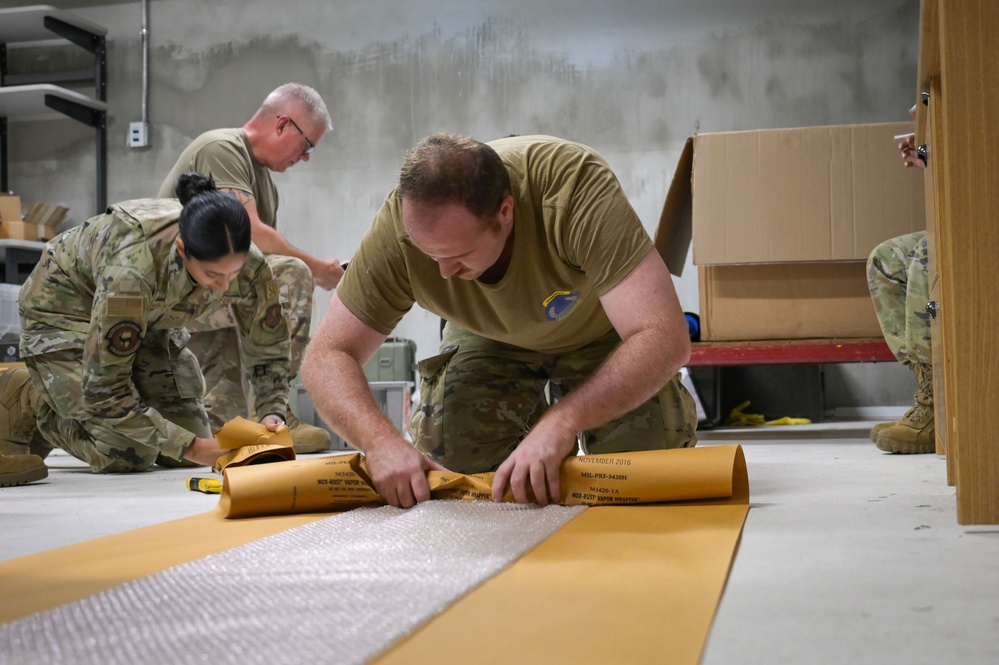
[
  {"x1": 875, "y1": 435, "x2": 935, "y2": 454},
  {"x1": 0, "y1": 465, "x2": 48, "y2": 487}
]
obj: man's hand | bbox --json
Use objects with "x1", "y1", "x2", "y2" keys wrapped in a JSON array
[
  {"x1": 491, "y1": 419, "x2": 578, "y2": 505},
  {"x1": 899, "y1": 134, "x2": 925, "y2": 170},
  {"x1": 900, "y1": 104, "x2": 925, "y2": 170},
  {"x1": 366, "y1": 442, "x2": 447, "y2": 508},
  {"x1": 312, "y1": 258, "x2": 345, "y2": 290}
]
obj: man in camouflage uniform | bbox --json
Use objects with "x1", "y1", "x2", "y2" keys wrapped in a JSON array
[
  {"x1": 867, "y1": 230, "x2": 934, "y2": 453},
  {"x1": 303, "y1": 134, "x2": 697, "y2": 509},
  {"x1": 1, "y1": 198, "x2": 290, "y2": 473},
  {"x1": 158, "y1": 83, "x2": 343, "y2": 453}
]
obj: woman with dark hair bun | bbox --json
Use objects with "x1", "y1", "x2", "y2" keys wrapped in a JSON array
[{"x1": 1, "y1": 172, "x2": 292, "y2": 474}]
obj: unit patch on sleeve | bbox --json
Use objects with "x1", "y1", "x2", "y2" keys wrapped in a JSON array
[
  {"x1": 106, "y1": 321, "x2": 142, "y2": 356},
  {"x1": 263, "y1": 304, "x2": 283, "y2": 329}
]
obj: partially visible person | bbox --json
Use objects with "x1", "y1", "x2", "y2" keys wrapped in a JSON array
[
  {"x1": 158, "y1": 83, "x2": 342, "y2": 454},
  {"x1": 303, "y1": 133, "x2": 697, "y2": 509},
  {"x1": 0, "y1": 173, "x2": 291, "y2": 474},
  {"x1": 867, "y1": 105, "x2": 934, "y2": 454}
]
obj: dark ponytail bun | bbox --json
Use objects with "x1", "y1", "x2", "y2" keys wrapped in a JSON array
[{"x1": 175, "y1": 172, "x2": 218, "y2": 206}]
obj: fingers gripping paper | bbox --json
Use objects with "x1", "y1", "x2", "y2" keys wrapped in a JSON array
[
  {"x1": 219, "y1": 445, "x2": 748, "y2": 518},
  {"x1": 212, "y1": 417, "x2": 296, "y2": 472}
]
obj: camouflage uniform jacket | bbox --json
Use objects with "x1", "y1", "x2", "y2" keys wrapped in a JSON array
[{"x1": 18, "y1": 199, "x2": 291, "y2": 452}]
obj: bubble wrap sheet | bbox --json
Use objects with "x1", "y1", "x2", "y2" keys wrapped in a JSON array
[{"x1": 1, "y1": 501, "x2": 585, "y2": 665}]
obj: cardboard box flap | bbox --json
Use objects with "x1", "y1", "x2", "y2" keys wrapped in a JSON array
[
  {"x1": 653, "y1": 137, "x2": 693, "y2": 277},
  {"x1": 25, "y1": 202, "x2": 69, "y2": 228},
  {"x1": 691, "y1": 122, "x2": 924, "y2": 264}
]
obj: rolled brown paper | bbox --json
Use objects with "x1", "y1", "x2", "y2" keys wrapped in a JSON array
[{"x1": 219, "y1": 445, "x2": 748, "y2": 519}]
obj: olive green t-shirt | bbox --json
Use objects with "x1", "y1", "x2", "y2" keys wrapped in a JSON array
[
  {"x1": 157, "y1": 128, "x2": 280, "y2": 228},
  {"x1": 337, "y1": 135, "x2": 653, "y2": 354}
]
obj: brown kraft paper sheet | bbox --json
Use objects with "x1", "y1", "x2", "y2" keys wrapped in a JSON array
[{"x1": 2, "y1": 445, "x2": 749, "y2": 665}]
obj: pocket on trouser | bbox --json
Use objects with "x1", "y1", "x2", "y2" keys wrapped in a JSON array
[
  {"x1": 171, "y1": 346, "x2": 207, "y2": 400},
  {"x1": 409, "y1": 345, "x2": 459, "y2": 461},
  {"x1": 133, "y1": 344, "x2": 212, "y2": 439},
  {"x1": 582, "y1": 372, "x2": 698, "y2": 454},
  {"x1": 187, "y1": 328, "x2": 251, "y2": 430},
  {"x1": 162, "y1": 346, "x2": 212, "y2": 438},
  {"x1": 661, "y1": 373, "x2": 698, "y2": 448}
]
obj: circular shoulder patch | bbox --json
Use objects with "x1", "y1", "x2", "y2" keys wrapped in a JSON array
[
  {"x1": 263, "y1": 303, "x2": 283, "y2": 329},
  {"x1": 106, "y1": 321, "x2": 142, "y2": 356}
]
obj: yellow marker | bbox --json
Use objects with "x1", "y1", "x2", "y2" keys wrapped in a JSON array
[{"x1": 187, "y1": 477, "x2": 222, "y2": 494}]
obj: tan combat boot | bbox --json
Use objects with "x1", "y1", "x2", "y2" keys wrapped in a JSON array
[
  {"x1": 868, "y1": 421, "x2": 892, "y2": 443},
  {"x1": 0, "y1": 367, "x2": 42, "y2": 456},
  {"x1": 876, "y1": 363, "x2": 935, "y2": 454},
  {"x1": 0, "y1": 452, "x2": 48, "y2": 487},
  {"x1": 286, "y1": 412, "x2": 331, "y2": 454}
]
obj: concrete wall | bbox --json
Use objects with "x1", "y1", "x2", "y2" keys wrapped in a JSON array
[{"x1": 4, "y1": 0, "x2": 922, "y2": 407}]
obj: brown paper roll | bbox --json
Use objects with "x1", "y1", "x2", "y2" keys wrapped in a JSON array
[{"x1": 219, "y1": 445, "x2": 748, "y2": 519}]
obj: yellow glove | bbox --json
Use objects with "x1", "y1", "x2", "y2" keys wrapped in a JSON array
[{"x1": 726, "y1": 400, "x2": 812, "y2": 427}]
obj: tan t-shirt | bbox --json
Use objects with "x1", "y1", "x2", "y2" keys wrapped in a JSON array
[
  {"x1": 337, "y1": 135, "x2": 653, "y2": 354},
  {"x1": 157, "y1": 128, "x2": 280, "y2": 228}
]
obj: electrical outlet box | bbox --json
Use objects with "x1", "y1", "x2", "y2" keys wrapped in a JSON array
[{"x1": 128, "y1": 122, "x2": 150, "y2": 148}]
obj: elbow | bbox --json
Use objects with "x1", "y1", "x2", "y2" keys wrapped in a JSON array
[
  {"x1": 673, "y1": 330, "x2": 692, "y2": 370},
  {"x1": 672, "y1": 328, "x2": 690, "y2": 372},
  {"x1": 300, "y1": 346, "x2": 321, "y2": 395},
  {"x1": 664, "y1": 314, "x2": 691, "y2": 371}
]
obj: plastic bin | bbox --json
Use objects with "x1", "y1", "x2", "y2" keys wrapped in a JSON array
[
  {"x1": 0, "y1": 283, "x2": 21, "y2": 362},
  {"x1": 363, "y1": 337, "x2": 416, "y2": 382},
  {"x1": 295, "y1": 380, "x2": 414, "y2": 451}
]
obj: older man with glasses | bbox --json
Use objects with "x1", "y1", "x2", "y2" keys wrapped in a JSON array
[{"x1": 157, "y1": 83, "x2": 342, "y2": 455}]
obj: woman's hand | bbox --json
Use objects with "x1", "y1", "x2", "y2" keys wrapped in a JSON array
[
  {"x1": 260, "y1": 413, "x2": 288, "y2": 434},
  {"x1": 183, "y1": 437, "x2": 226, "y2": 466}
]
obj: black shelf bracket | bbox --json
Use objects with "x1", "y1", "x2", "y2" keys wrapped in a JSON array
[{"x1": 43, "y1": 16, "x2": 106, "y2": 103}]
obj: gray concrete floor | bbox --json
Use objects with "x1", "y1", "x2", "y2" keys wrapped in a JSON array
[{"x1": 2, "y1": 423, "x2": 998, "y2": 664}]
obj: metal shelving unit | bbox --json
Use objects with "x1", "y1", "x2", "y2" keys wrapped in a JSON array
[{"x1": 0, "y1": 4, "x2": 108, "y2": 213}]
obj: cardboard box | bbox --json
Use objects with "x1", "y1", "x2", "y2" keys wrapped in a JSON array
[
  {"x1": 0, "y1": 195, "x2": 22, "y2": 222},
  {"x1": 698, "y1": 262, "x2": 881, "y2": 341},
  {"x1": 0, "y1": 220, "x2": 40, "y2": 241},
  {"x1": 655, "y1": 122, "x2": 926, "y2": 268},
  {"x1": 25, "y1": 202, "x2": 69, "y2": 229}
]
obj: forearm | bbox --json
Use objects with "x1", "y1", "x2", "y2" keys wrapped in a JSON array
[
  {"x1": 252, "y1": 223, "x2": 316, "y2": 264},
  {"x1": 545, "y1": 328, "x2": 689, "y2": 434},
  {"x1": 305, "y1": 350, "x2": 408, "y2": 454}
]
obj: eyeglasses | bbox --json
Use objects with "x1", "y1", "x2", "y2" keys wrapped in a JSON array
[{"x1": 285, "y1": 116, "x2": 315, "y2": 154}]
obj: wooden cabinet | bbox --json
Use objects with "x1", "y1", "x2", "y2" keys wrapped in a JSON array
[
  {"x1": 917, "y1": 0, "x2": 999, "y2": 524},
  {"x1": 0, "y1": 5, "x2": 107, "y2": 213}
]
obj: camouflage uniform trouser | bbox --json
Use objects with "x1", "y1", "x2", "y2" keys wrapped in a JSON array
[
  {"x1": 867, "y1": 231, "x2": 932, "y2": 366},
  {"x1": 186, "y1": 256, "x2": 312, "y2": 432},
  {"x1": 24, "y1": 344, "x2": 211, "y2": 473},
  {"x1": 409, "y1": 324, "x2": 699, "y2": 475}
]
